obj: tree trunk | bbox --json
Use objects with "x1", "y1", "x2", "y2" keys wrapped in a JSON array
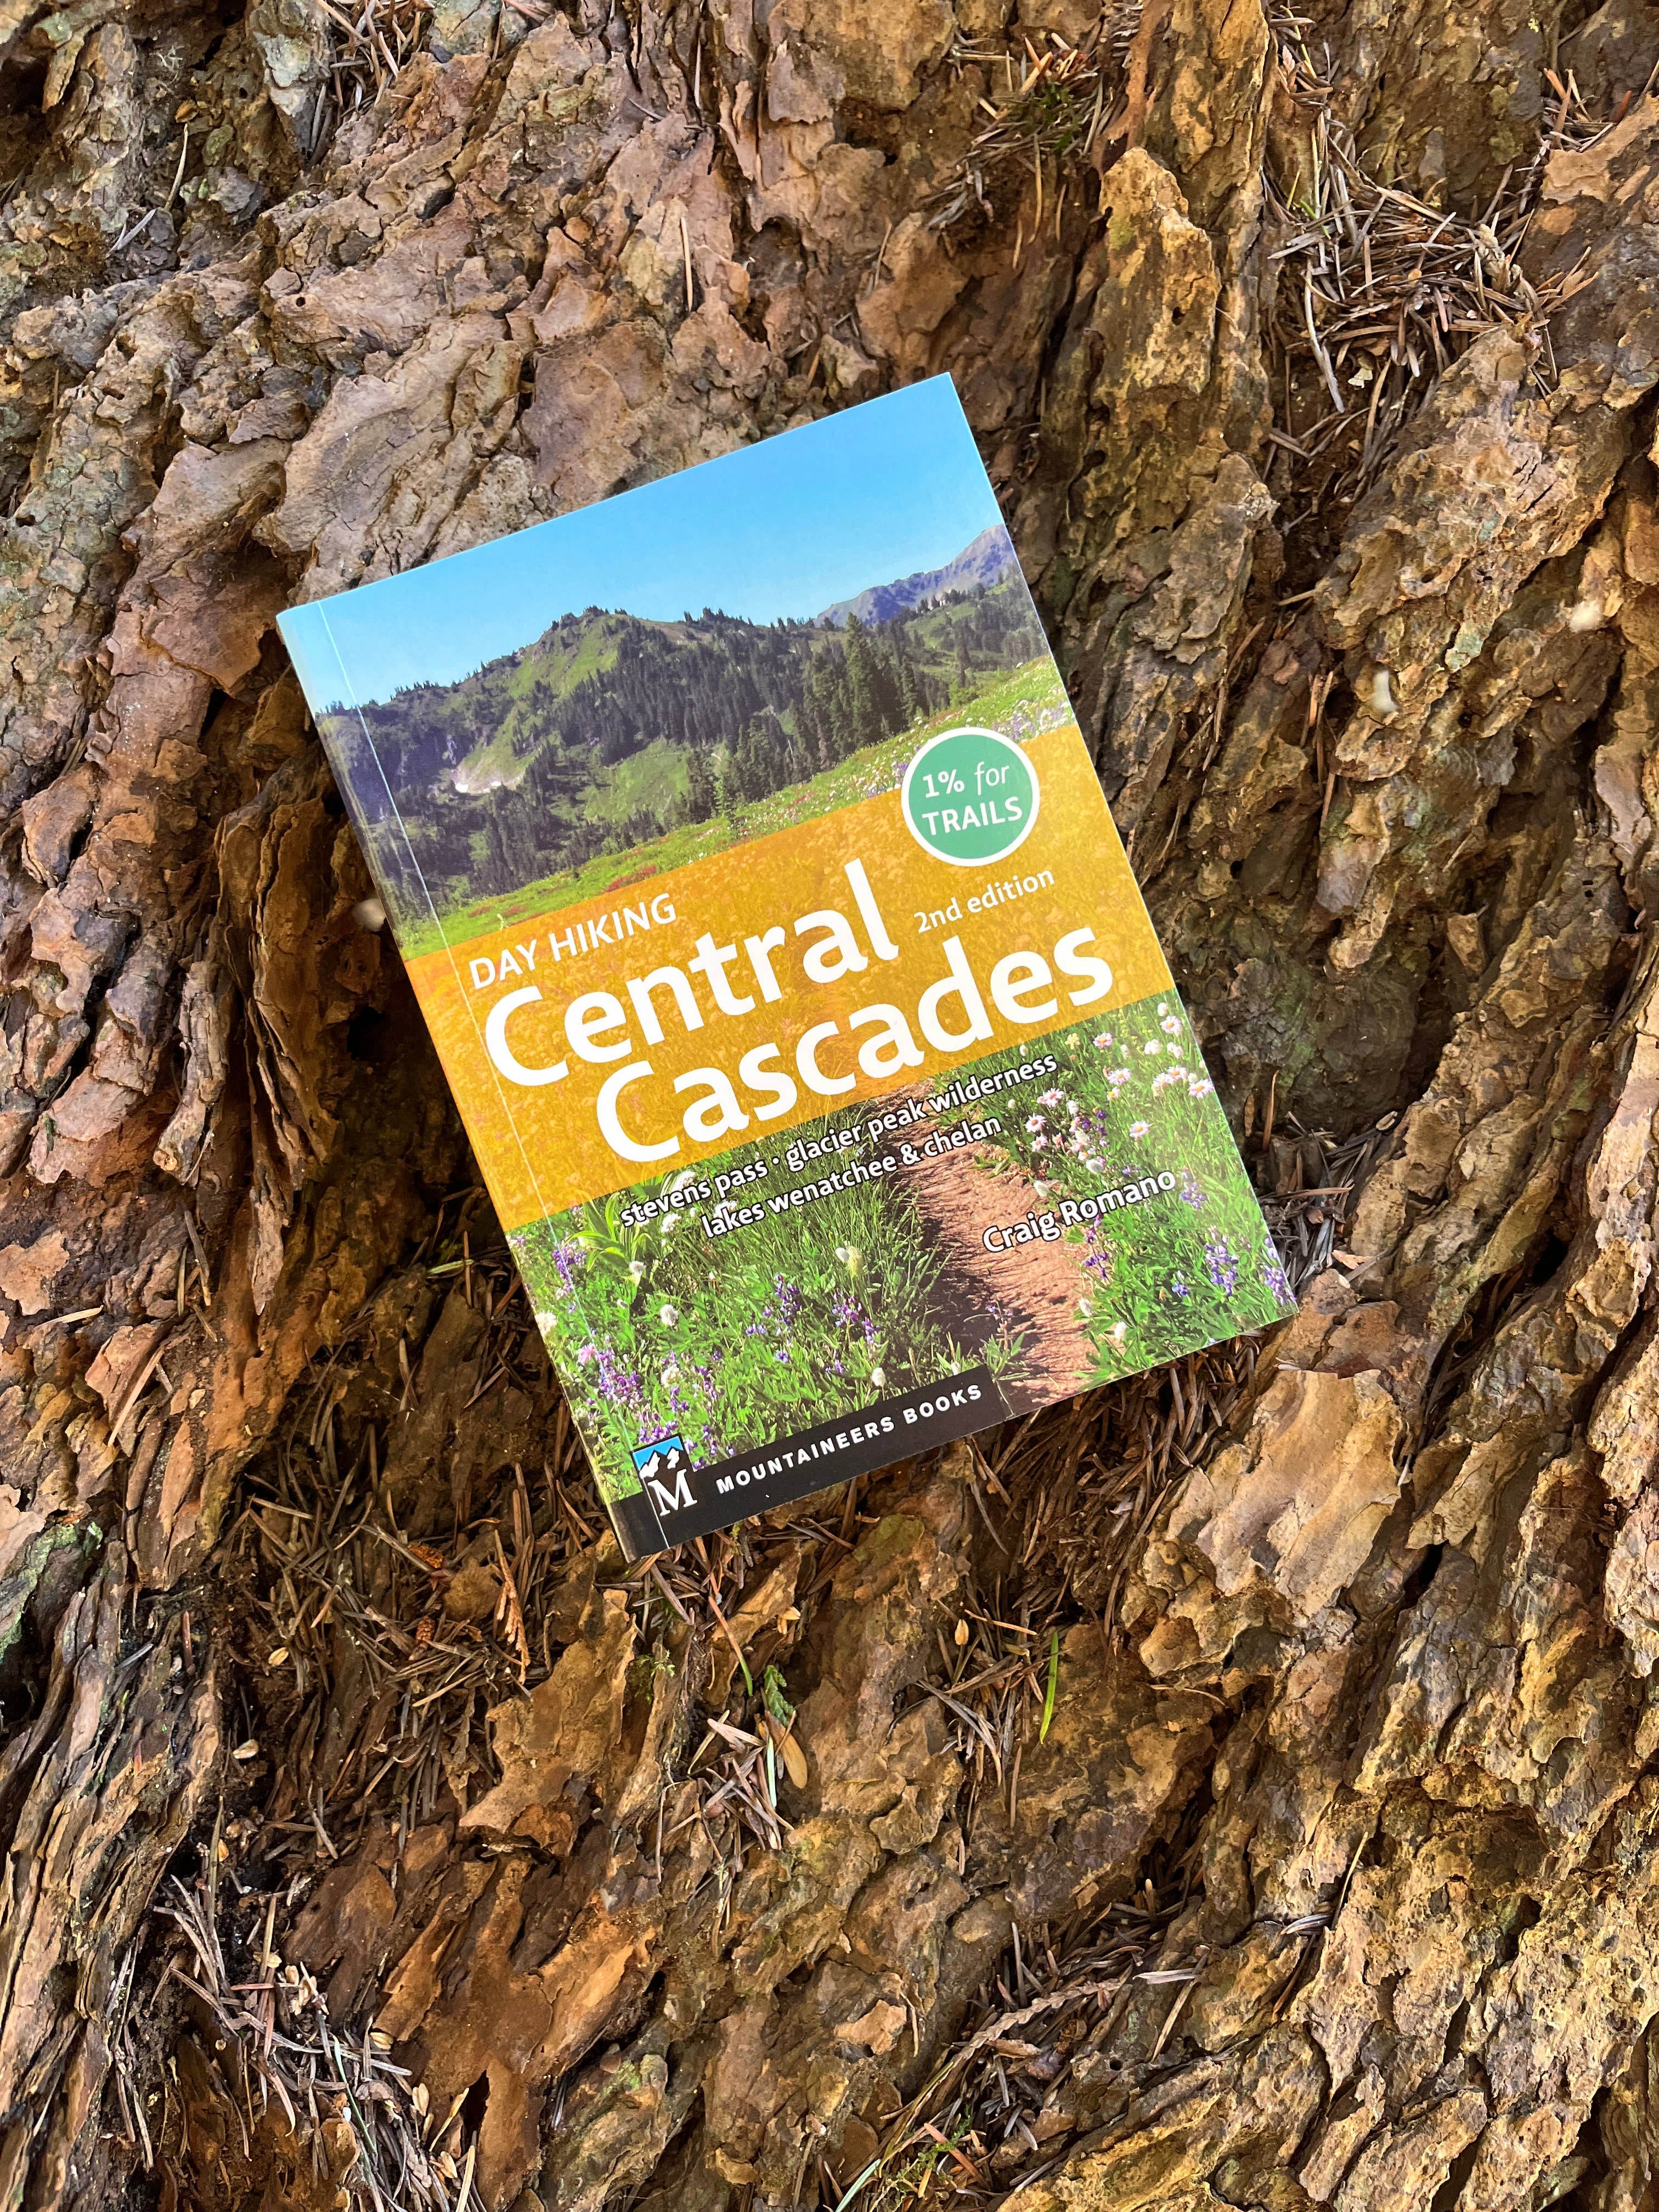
[{"x1": 2, "y1": 0, "x2": 1657, "y2": 2204}]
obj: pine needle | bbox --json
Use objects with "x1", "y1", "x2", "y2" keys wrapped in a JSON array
[{"x1": 1039, "y1": 1629, "x2": 1060, "y2": 1742}]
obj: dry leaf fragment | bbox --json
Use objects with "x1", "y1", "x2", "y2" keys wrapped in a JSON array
[{"x1": 779, "y1": 1728, "x2": 809, "y2": 1789}]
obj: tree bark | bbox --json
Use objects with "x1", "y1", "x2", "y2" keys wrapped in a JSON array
[{"x1": 2, "y1": 0, "x2": 1658, "y2": 2205}]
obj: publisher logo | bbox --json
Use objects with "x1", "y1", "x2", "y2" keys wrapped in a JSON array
[
  {"x1": 631, "y1": 1434, "x2": 695, "y2": 1514},
  {"x1": 900, "y1": 726, "x2": 1040, "y2": 868}
]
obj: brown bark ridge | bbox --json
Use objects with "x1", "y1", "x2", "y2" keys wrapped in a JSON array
[{"x1": 2, "y1": 0, "x2": 1659, "y2": 2202}]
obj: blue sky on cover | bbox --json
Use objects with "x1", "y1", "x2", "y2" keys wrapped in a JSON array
[{"x1": 278, "y1": 376, "x2": 1006, "y2": 708}]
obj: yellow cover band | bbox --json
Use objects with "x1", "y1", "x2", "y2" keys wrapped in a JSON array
[{"x1": 405, "y1": 721, "x2": 1171, "y2": 1234}]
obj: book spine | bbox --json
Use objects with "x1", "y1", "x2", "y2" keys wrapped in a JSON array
[
  {"x1": 294, "y1": 612, "x2": 664, "y2": 1555},
  {"x1": 605, "y1": 1488, "x2": 665, "y2": 1563}
]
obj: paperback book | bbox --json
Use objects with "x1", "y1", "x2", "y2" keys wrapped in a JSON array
[{"x1": 278, "y1": 377, "x2": 1295, "y2": 1558}]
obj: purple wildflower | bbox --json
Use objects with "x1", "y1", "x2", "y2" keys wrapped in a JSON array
[{"x1": 593, "y1": 1342, "x2": 645, "y2": 1412}]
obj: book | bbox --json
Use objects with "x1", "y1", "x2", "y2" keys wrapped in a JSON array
[{"x1": 278, "y1": 377, "x2": 1295, "y2": 1559}]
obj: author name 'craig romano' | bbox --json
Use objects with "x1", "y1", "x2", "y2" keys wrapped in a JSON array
[{"x1": 981, "y1": 1172, "x2": 1180, "y2": 1252}]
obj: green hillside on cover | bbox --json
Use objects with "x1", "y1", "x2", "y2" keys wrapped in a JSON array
[{"x1": 321, "y1": 560, "x2": 1046, "y2": 942}]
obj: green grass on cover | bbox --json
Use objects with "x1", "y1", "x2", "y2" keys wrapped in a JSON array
[
  {"x1": 507, "y1": 995, "x2": 1294, "y2": 1504},
  {"x1": 590, "y1": 736, "x2": 688, "y2": 823},
  {"x1": 452, "y1": 622, "x2": 623, "y2": 791},
  {"x1": 962, "y1": 997, "x2": 1295, "y2": 1383},
  {"x1": 512, "y1": 1096, "x2": 1032, "y2": 1503}
]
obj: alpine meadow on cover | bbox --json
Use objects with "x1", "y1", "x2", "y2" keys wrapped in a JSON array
[{"x1": 279, "y1": 378, "x2": 1295, "y2": 1558}]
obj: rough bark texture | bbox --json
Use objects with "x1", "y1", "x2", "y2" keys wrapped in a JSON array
[{"x1": 3, "y1": 0, "x2": 1659, "y2": 2206}]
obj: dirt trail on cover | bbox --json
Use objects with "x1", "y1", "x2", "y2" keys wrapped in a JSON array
[{"x1": 902, "y1": 1141, "x2": 1097, "y2": 1406}]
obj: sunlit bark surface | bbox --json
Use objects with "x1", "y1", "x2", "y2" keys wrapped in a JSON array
[{"x1": 3, "y1": 0, "x2": 1659, "y2": 2204}]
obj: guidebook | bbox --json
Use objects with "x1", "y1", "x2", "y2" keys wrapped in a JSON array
[{"x1": 278, "y1": 378, "x2": 1295, "y2": 1558}]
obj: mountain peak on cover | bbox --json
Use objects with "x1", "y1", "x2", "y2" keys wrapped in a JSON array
[{"x1": 817, "y1": 524, "x2": 1017, "y2": 628}]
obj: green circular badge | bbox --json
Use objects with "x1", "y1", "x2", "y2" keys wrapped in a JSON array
[{"x1": 900, "y1": 726, "x2": 1040, "y2": 868}]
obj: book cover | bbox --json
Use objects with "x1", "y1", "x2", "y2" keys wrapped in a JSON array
[{"x1": 278, "y1": 377, "x2": 1295, "y2": 1559}]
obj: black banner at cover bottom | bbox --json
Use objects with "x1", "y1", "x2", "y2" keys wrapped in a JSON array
[{"x1": 608, "y1": 1365, "x2": 1006, "y2": 1558}]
